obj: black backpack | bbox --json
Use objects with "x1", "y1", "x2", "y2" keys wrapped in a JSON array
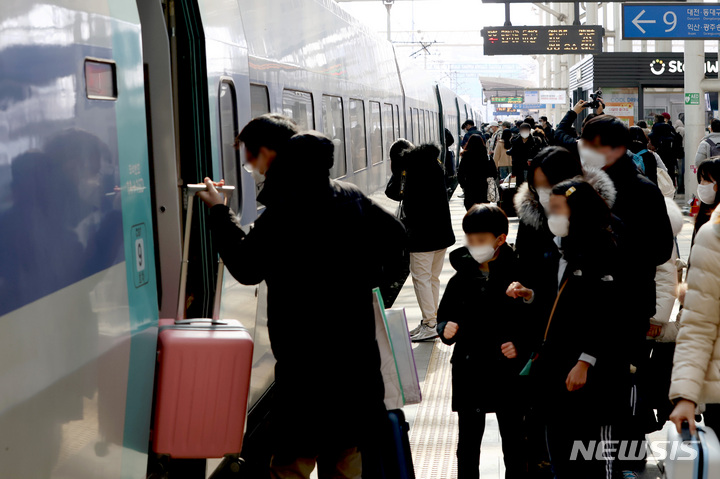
[{"x1": 705, "y1": 138, "x2": 720, "y2": 158}]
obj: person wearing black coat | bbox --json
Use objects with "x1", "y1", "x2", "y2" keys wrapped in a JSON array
[
  {"x1": 508, "y1": 179, "x2": 625, "y2": 479},
  {"x1": 457, "y1": 134, "x2": 498, "y2": 211},
  {"x1": 199, "y1": 118, "x2": 407, "y2": 477},
  {"x1": 578, "y1": 116, "x2": 674, "y2": 477},
  {"x1": 444, "y1": 128, "x2": 459, "y2": 198},
  {"x1": 437, "y1": 205, "x2": 529, "y2": 479},
  {"x1": 540, "y1": 116, "x2": 555, "y2": 146},
  {"x1": 386, "y1": 140, "x2": 456, "y2": 341},
  {"x1": 461, "y1": 119, "x2": 481, "y2": 148},
  {"x1": 512, "y1": 147, "x2": 617, "y2": 348},
  {"x1": 507, "y1": 123, "x2": 541, "y2": 186},
  {"x1": 649, "y1": 114, "x2": 679, "y2": 185}
]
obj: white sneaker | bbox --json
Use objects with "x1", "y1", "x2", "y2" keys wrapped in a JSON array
[
  {"x1": 409, "y1": 323, "x2": 424, "y2": 336},
  {"x1": 411, "y1": 324, "x2": 439, "y2": 342}
]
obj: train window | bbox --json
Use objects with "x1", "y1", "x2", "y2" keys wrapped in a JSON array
[
  {"x1": 85, "y1": 59, "x2": 117, "y2": 100},
  {"x1": 423, "y1": 110, "x2": 429, "y2": 142},
  {"x1": 250, "y1": 84, "x2": 270, "y2": 117},
  {"x1": 383, "y1": 103, "x2": 394, "y2": 161},
  {"x1": 430, "y1": 112, "x2": 436, "y2": 142},
  {"x1": 407, "y1": 108, "x2": 413, "y2": 143},
  {"x1": 282, "y1": 89, "x2": 314, "y2": 131},
  {"x1": 396, "y1": 105, "x2": 401, "y2": 139},
  {"x1": 412, "y1": 109, "x2": 419, "y2": 144},
  {"x1": 322, "y1": 95, "x2": 347, "y2": 179},
  {"x1": 349, "y1": 99, "x2": 367, "y2": 172},
  {"x1": 219, "y1": 80, "x2": 242, "y2": 214},
  {"x1": 369, "y1": 101, "x2": 383, "y2": 165}
]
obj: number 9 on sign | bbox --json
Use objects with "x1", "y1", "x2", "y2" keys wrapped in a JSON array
[{"x1": 664, "y1": 11, "x2": 677, "y2": 32}]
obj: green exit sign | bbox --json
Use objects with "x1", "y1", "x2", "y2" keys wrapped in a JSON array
[
  {"x1": 685, "y1": 93, "x2": 700, "y2": 105},
  {"x1": 491, "y1": 96, "x2": 523, "y2": 104}
]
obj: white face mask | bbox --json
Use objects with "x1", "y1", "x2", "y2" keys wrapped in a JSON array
[
  {"x1": 520, "y1": 131, "x2": 530, "y2": 139},
  {"x1": 697, "y1": 182, "x2": 717, "y2": 204},
  {"x1": 537, "y1": 187, "x2": 551, "y2": 212},
  {"x1": 578, "y1": 142, "x2": 607, "y2": 169},
  {"x1": 467, "y1": 244, "x2": 498, "y2": 264},
  {"x1": 547, "y1": 214, "x2": 570, "y2": 238}
]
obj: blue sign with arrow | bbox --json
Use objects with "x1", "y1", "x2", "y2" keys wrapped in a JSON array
[{"x1": 623, "y1": 4, "x2": 720, "y2": 40}]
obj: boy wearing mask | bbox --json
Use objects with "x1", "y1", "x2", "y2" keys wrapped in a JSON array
[{"x1": 437, "y1": 204, "x2": 528, "y2": 479}]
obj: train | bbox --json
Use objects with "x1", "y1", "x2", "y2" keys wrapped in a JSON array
[{"x1": 0, "y1": 0, "x2": 482, "y2": 477}]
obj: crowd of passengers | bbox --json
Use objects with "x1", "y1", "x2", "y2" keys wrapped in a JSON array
[{"x1": 196, "y1": 106, "x2": 720, "y2": 479}]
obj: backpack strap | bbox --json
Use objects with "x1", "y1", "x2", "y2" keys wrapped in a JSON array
[{"x1": 707, "y1": 138, "x2": 716, "y2": 148}]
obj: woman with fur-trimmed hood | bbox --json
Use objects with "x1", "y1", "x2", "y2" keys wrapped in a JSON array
[{"x1": 513, "y1": 147, "x2": 617, "y2": 342}]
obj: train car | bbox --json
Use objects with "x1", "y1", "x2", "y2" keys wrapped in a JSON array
[
  {"x1": 0, "y1": 0, "x2": 481, "y2": 478},
  {"x1": 0, "y1": 2, "x2": 158, "y2": 478}
]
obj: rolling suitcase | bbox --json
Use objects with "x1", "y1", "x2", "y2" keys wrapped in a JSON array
[
  {"x1": 385, "y1": 409, "x2": 416, "y2": 479},
  {"x1": 153, "y1": 184, "x2": 254, "y2": 459},
  {"x1": 664, "y1": 422, "x2": 720, "y2": 479}
]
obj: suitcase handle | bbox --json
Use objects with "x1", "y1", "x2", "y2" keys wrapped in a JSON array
[
  {"x1": 177, "y1": 185, "x2": 235, "y2": 320},
  {"x1": 174, "y1": 319, "x2": 229, "y2": 326},
  {"x1": 681, "y1": 421, "x2": 692, "y2": 442}
]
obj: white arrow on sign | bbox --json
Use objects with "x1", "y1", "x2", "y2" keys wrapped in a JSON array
[{"x1": 632, "y1": 10, "x2": 656, "y2": 34}]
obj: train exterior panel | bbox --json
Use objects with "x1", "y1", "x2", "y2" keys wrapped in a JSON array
[{"x1": 0, "y1": 1, "x2": 158, "y2": 478}]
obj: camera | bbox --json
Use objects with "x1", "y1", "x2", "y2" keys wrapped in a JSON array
[{"x1": 585, "y1": 89, "x2": 603, "y2": 109}]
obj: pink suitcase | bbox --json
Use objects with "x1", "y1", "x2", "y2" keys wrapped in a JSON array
[{"x1": 152, "y1": 185, "x2": 254, "y2": 458}]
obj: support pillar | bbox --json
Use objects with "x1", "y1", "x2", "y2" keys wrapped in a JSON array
[
  {"x1": 614, "y1": 3, "x2": 631, "y2": 52},
  {"x1": 384, "y1": 1, "x2": 394, "y2": 42},
  {"x1": 684, "y1": 40, "x2": 705, "y2": 197}
]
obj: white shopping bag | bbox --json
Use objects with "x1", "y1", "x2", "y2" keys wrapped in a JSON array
[
  {"x1": 373, "y1": 288, "x2": 404, "y2": 410},
  {"x1": 384, "y1": 308, "x2": 422, "y2": 405}
]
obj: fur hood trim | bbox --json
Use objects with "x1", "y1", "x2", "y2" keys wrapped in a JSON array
[{"x1": 514, "y1": 166, "x2": 617, "y2": 229}]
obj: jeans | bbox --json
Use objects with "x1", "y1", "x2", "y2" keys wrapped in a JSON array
[{"x1": 498, "y1": 166, "x2": 511, "y2": 181}]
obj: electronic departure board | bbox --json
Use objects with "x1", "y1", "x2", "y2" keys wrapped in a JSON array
[
  {"x1": 482, "y1": 26, "x2": 604, "y2": 55},
  {"x1": 491, "y1": 96, "x2": 523, "y2": 104}
]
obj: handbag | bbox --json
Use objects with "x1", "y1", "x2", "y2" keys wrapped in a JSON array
[
  {"x1": 385, "y1": 308, "x2": 422, "y2": 405},
  {"x1": 519, "y1": 279, "x2": 568, "y2": 376},
  {"x1": 372, "y1": 289, "x2": 405, "y2": 410},
  {"x1": 487, "y1": 177, "x2": 499, "y2": 203}
]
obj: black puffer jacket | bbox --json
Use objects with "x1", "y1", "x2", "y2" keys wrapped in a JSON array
[
  {"x1": 605, "y1": 154, "x2": 674, "y2": 355},
  {"x1": 457, "y1": 150, "x2": 497, "y2": 209},
  {"x1": 508, "y1": 135, "x2": 541, "y2": 173},
  {"x1": 388, "y1": 144, "x2": 455, "y2": 252},
  {"x1": 534, "y1": 231, "x2": 626, "y2": 423},
  {"x1": 209, "y1": 149, "x2": 406, "y2": 451},
  {"x1": 437, "y1": 245, "x2": 528, "y2": 412},
  {"x1": 513, "y1": 167, "x2": 618, "y2": 349}
]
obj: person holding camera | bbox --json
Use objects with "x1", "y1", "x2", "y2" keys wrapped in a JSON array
[{"x1": 554, "y1": 92, "x2": 605, "y2": 159}]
